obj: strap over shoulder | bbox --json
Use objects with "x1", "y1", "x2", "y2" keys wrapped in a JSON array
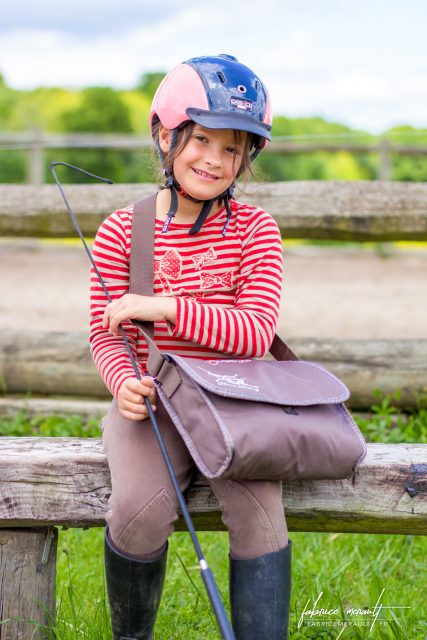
[{"x1": 130, "y1": 193, "x2": 158, "y2": 296}]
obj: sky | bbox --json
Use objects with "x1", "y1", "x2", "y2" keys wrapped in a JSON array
[{"x1": 1, "y1": 0, "x2": 426, "y2": 134}]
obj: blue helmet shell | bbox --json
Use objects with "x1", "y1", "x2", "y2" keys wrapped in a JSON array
[{"x1": 184, "y1": 54, "x2": 272, "y2": 142}]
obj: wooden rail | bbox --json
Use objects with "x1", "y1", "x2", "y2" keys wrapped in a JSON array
[
  {"x1": 1, "y1": 181, "x2": 427, "y2": 240},
  {"x1": 1, "y1": 331, "x2": 425, "y2": 409},
  {"x1": 1, "y1": 439, "x2": 425, "y2": 534},
  {"x1": 0, "y1": 437, "x2": 425, "y2": 638},
  {"x1": 1, "y1": 131, "x2": 426, "y2": 183}
]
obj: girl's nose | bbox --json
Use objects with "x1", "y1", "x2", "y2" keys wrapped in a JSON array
[{"x1": 205, "y1": 145, "x2": 222, "y2": 166}]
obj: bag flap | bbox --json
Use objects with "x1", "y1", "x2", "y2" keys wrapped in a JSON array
[{"x1": 167, "y1": 356, "x2": 350, "y2": 405}]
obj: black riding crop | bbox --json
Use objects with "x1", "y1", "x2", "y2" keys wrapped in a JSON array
[{"x1": 49, "y1": 161, "x2": 235, "y2": 640}]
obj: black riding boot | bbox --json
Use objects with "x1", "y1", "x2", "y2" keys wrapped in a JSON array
[
  {"x1": 230, "y1": 541, "x2": 292, "y2": 640},
  {"x1": 104, "y1": 528, "x2": 167, "y2": 640}
]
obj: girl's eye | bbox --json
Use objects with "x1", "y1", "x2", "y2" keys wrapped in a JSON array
[
  {"x1": 226, "y1": 147, "x2": 239, "y2": 155},
  {"x1": 195, "y1": 135, "x2": 208, "y2": 143}
]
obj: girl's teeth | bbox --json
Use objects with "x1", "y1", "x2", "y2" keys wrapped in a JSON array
[{"x1": 195, "y1": 169, "x2": 215, "y2": 178}]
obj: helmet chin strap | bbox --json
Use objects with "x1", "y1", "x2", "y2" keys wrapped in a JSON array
[
  {"x1": 161, "y1": 169, "x2": 235, "y2": 237},
  {"x1": 188, "y1": 185, "x2": 235, "y2": 237}
]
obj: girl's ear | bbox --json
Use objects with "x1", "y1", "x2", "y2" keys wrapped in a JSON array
[{"x1": 159, "y1": 125, "x2": 171, "y2": 153}]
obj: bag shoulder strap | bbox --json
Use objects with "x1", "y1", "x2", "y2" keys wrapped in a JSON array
[
  {"x1": 130, "y1": 193, "x2": 158, "y2": 296},
  {"x1": 129, "y1": 193, "x2": 298, "y2": 361}
]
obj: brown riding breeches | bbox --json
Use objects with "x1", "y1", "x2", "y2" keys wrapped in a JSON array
[{"x1": 102, "y1": 400, "x2": 288, "y2": 559}]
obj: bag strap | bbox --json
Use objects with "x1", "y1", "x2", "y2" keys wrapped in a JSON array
[
  {"x1": 130, "y1": 193, "x2": 157, "y2": 297},
  {"x1": 129, "y1": 193, "x2": 298, "y2": 362}
]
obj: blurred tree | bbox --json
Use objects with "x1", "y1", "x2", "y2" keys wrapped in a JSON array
[
  {"x1": 119, "y1": 90, "x2": 151, "y2": 134},
  {"x1": 58, "y1": 87, "x2": 134, "y2": 182},
  {"x1": 256, "y1": 116, "x2": 378, "y2": 181},
  {"x1": 136, "y1": 72, "x2": 166, "y2": 99},
  {"x1": 0, "y1": 150, "x2": 27, "y2": 182},
  {"x1": 0, "y1": 73, "x2": 19, "y2": 129},
  {"x1": 8, "y1": 87, "x2": 80, "y2": 132},
  {"x1": 61, "y1": 87, "x2": 132, "y2": 133},
  {"x1": 385, "y1": 125, "x2": 427, "y2": 182}
]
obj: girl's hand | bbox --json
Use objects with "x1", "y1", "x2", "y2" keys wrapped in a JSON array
[
  {"x1": 103, "y1": 294, "x2": 177, "y2": 335},
  {"x1": 117, "y1": 376, "x2": 157, "y2": 421}
]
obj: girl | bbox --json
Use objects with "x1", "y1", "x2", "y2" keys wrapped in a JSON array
[{"x1": 90, "y1": 54, "x2": 292, "y2": 639}]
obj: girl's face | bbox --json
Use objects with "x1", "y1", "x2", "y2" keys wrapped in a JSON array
[{"x1": 159, "y1": 124, "x2": 245, "y2": 201}]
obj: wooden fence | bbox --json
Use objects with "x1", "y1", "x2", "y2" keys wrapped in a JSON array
[
  {"x1": 0, "y1": 180, "x2": 426, "y2": 638},
  {"x1": 1, "y1": 180, "x2": 427, "y2": 240},
  {"x1": 1, "y1": 131, "x2": 427, "y2": 183},
  {"x1": 0, "y1": 331, "x2": 426, "y2": 409},
  {"x1": 0, "y1": 180, "x2": 426, "y2": 408}
]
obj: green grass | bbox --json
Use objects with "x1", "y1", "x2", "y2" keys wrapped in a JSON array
[
  {"x1": 49, "y1": 527, "x2": 427, "y2": 639},
  {"x1": 1, "y1": 394, "x2": 427, "y2": 639}
]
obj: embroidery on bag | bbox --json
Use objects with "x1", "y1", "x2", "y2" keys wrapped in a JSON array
[{"x1": 197, "y1": 367, "x2": 260, "y2": 392}]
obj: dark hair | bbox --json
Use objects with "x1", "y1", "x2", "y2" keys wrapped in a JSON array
[{"x1": 151, "y1": 119, "x2": 258, "y2": 187}]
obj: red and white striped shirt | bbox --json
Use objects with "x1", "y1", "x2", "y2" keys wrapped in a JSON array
[{"x1": 90, "y1": 199, "x2": 283, "y2": 397}]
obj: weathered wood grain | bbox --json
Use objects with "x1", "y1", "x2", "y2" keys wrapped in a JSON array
[
  {"x1": 0, "y1": 527, "x2": 57, "y2": 639},
  {"x1": 1, "y1": 331, "x2": 425, "y2": 408},
  {"x1": 0, "y1": 396, "x2": 110, "y2": 419},
  {"x1": 0, "y1": 438, "x2": 425, "y2": 535},
  {"x1": 1, "y1": 181, "x2": 427, "y2": 240}
]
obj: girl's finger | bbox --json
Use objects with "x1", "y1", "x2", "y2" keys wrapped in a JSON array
[
  {"x1": 102, "y1": 306, "x2": 110, "y2": 328},
  {"x1": 122, "y1": 402, "x2": 147, "y2": 415},
  {"x1": 122, "y1": 399, "x2": 157, "y2": 414},
  {"x1": 119, "y1": 405, "x2": 156, "y2": 422},
  {"x1": 122, "y1": 389, "x2": 146, "y2": 404},
  {"x1": 127, "y1": 378, "x2": 156, "y2": 396},
  {"x1": 120, "y1": 409, "x2": 146, "y2": 421}
]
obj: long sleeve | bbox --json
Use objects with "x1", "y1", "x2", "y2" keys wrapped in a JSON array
[
  {"x1": 89, "y1": 207, "x2": 144, "y2": 397},
  {"x1": 168, "y1": 210, "x2": 283, "y2": 358}
]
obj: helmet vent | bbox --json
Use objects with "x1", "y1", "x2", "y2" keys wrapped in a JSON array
[
  {"x1": 217, "y1": 72, "x2": 226, "y2": 84},
  {"x1": 237, "y1": 84, "x2": 247, "y2": 94},
  {"x1": 254, "y1": 80, "x2": 260, "y2": 90}
]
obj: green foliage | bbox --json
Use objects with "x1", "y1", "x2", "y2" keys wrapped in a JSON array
[
  {"x1": 2, "y1": 391, "x2": 426, "y2": 442},
  {"x1": 56, "y1": 87, "x2": 134, "y2": 183},
  {"x1": 383, "y1": 125, "x2": 427, "y2": 182},
  {"x1": 31, "y1": 527, "x2": 427, "y2": 639},
  {"x1": 119, "y1": 90, "x2": 151, "y2": 134},
  {"x1": 355, "y1": 391, "x2": 427, "y2": 444},
  {"x1": 0, "y1": 150, "x2": 27, "y2": 182},
  {"x1": 136, "y1": 71, "x2": 166, "y2": 99},
  {"x1": 0, "y1": 75, "x2": 426, "y2": 184},
  {"x1": 6, "y1": 87, "x2": 80, "y2": 132},
  {"x1": 255, "y1": 116, "x2": 378, "y2": 181},
  {"x1": 0, "y1": 78, "x2": 19, "y2": 130},
  {"x1": 0, "y1": 411, "x2": 100, "y2": 437},
  {"x1": 61, "y1": 87, "x2": 132, "y2": 134}
]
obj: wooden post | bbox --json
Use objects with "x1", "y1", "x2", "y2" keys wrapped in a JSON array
[
  {"x1": 0, "y1": 527, "x2": 57, "y2": 640},
  {"x1": 28, "y1": 129, "x2": 44, "y2": 186},
  {"x1": 378, "y1": 138, "x2": 391, "y2": 181}
]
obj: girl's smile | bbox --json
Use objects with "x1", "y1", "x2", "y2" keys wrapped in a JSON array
[{"x1": 191, "y1": 167, "x2": 220, "y2": 181}]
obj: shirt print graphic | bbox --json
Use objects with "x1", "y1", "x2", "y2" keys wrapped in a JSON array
[
  {"x1": 154, "y1": 249, "x2": 182, "y2": 294},
  {"x1": 155, "y1": 246, "x2": 234, "y2": 296}
]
